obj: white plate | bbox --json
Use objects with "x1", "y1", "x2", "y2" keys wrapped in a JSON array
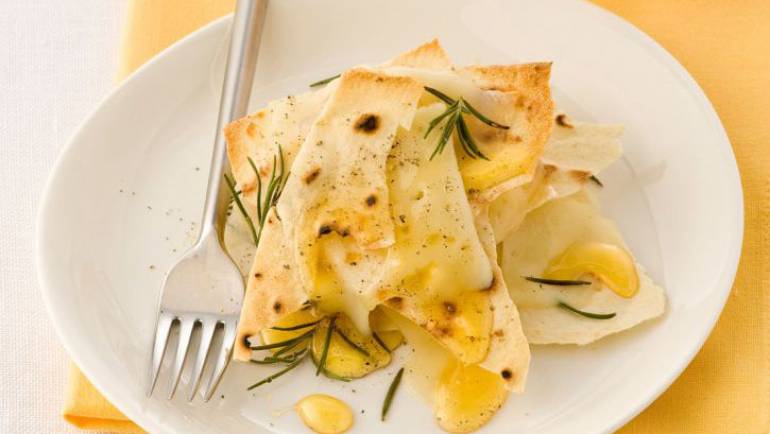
[{"x1": 37, "y1": 1, "x2": 742, "y2": 433}]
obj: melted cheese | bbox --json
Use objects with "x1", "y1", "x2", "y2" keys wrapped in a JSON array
[
  {"x1": 375, "y1": 104, "x2": 495, "y2": 364},
  {"x1": 500, "y1": 190, "x2": 666, "y2": 344},
  {"x1": 276, "y1": 69, "x2": 423, "y2": 331}
]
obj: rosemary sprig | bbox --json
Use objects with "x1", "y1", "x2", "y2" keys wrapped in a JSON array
[
  {"x1": 557, "y1": 301, "x2": 616, "y2": 320},
  {"x1": 247, "y1": 357, "x2": 305, "y2": 390},
  {"x1": 225, "y1": 147, "x2": 287, "y2": 247},
  {"x1": 372, "y1": 332, "x2": 391, "y2": 353},
  {"x1": 247, "y1": 146, "x2": 287, "y2": 244},
  {"x1": 273, "y1": 338, "x2": 309, "y2": 358},
  {"x1": 224, "y1": 173, "x2": 259, "y2": 246},
  {"x1": 315, "y1": 316, "x2": 337, "y2": 376},
  {"x1": 589, "y1": 175, "x2": 604, "y2": 187},
  {"x1": 334, "y1": 329, "x2": 370, "y2": 357},
  {"x1": 525, "y1": 276, "x2": 592, "y2": 286},
  {"x1": 270, "y1": 319, "x2": 322, "y2": 331},
  {"x1": 381, "y1": 367, "x2": 404, "y2": 421},
  {"x1": 309, "y1": 74, "x2": 341, "y2": 87},
  {"x1": 423, "y1": 86, "x2": 509, "y2": 160}
]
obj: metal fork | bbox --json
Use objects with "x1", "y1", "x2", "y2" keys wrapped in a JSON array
[{"x1": 147, "y1": 0, "x2": 267, "y2": 402}]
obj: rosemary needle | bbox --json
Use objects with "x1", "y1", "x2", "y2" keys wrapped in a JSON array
[
  {"x1": 270, "y1": 320, "x2": 322, "y2": 331},
  {"x1": 381, "y1": 367, "x2": 404, "y2": 421},
  {"x1": 589, "y1": 175, "x2": 604, "y2": 187},
  {"x1": 423, "y1": 86, "x2": 507, "y2": 160},
  {"x1": 334, "y1": 329, "x2": 370, "y2": 357},
  {"x1": 315, "y1": 316, "x2": 337, "y2": 376},
  {"x1": 557, "y1": 301, "x2": 616, "y2": 320},
  {"x1": 309, "y1": 74, "x2": 341, "y2": 87},
  {"x1": 224, "y1": 173, "x2": 259, "y2": 246},
  {"x1": 249, "y1": 329, "x2": 314, "y2": 351},
  {"x1": 247, "y1": 357, "x2": 305, "y2": 390},
  {"x1": 372, "y1": 332, "x2": 391, "y2": 353},
  {"x1": 525, "y1": 276, "x2": 592, "y2": 286}
]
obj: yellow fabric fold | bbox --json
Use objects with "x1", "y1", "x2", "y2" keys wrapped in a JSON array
[
  {"x1": 62, "y1": 0, "x2": 768, "y2": 432},
  {"x1": 63, "y1": 364, "x2": 144, "y2": 433}
]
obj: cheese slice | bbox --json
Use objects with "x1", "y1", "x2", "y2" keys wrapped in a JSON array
[
  {"x1": 473, "y1": 207, "x2": 530, "y2": 392},
  {"x1": 500, "y1": 190, "x2": 666, "y2": 345},
  {"x1": 374, "y1": 103, "x2": 494, "y2": 364},
  {"x1": 490, "y1": 113, "x2": 623, "y2": 241},
  {"x1": 383, "y1": 307, "x2": 510, "y2": 433}
]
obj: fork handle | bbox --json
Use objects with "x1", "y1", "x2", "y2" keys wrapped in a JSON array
[{"x1": 199, "y1": 0, "x2": 267, "y2": 243}]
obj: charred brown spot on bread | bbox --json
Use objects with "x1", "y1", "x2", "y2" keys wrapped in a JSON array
[
  {"x1": 387, "y1": 297, "x2": 404, "y2": 309},
  {"x1": 570, "y1": 170, "x2": 591, "y2": 183},
  {"x1": 365, "y1": 194, "x2": 377, "y2": 207},
  {"x1": 555, "y1": 114, "x2": 574, "y2": 128},
  {"x1": 272, "y1": 301, "x2": 282, "y2": 313},
  {"x1": 501, "y1": 369, "x2": 513, "y2": 381},
  {"x1": 246, "y1": 123, "x2": 258, "y2": 138},
  {"x1": 542, "y1": 164, "x2": 557, "y2": 178},
  {"x1": 354, "y1": 114, "x2": 380, "y2": 133},
  {"x1": 493, "y1": 329, "x2": 505, "y2": 337},
  {"x1": 443, "y1": 301, "x2": 457, "y2": 315},
  {"x1": 304, "y1": 167, "x2": 321, "y2": 184},
  {"x1": 318, "y1": 224, "x2": 333, "y2": 237},
  {"x1": 431, "y1": 325, "x2": 453, "y2": 338},
  {"x1": 254, "y1": 272, "x2": 263, "y2": 279}
]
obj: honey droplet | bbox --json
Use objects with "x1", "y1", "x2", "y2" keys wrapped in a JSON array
[{"x1": 295, "y1": 394, "x2": 353, "y2": 434}]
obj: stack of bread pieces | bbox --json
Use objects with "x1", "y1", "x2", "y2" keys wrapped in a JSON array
[{"x1": 223, "y1": 40, "x2": 665, "y2": 433}]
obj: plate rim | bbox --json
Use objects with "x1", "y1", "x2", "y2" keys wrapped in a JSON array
[{"x1": 36, "y1": 3, "x2": 744, "y2": 433}]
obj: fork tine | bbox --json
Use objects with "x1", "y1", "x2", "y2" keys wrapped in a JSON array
[
  {"x1": 202, "y1": 319, "x2": 238, "y2": 402},
  {"x1": 147, "y1": 314, "x2": 174, "y2": 397},
  {"x1": 187, "y1": 319, "x2": 217, "y2": 401},
  {"x1": 167, "y1": 318, "x2": 196, "y2": 400}
]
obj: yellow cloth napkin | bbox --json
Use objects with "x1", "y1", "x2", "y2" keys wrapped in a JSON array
[{"x1": 63, "y1": 0, "x2": 769, "y2": 432}]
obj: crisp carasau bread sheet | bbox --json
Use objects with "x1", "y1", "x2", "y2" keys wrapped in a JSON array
[
  {"x1": 276, "y1": 68, "x2": 423, "y2": 326},
  {"x1": 228, "y1": 43, "x2": 448, "y2": 354},
  {"x1": 232, "y1": 208, "x2": 308, "y2": 361},
  {"x1": 490, "y1": 113, "x2": 623, "y2": 241},
  {"x1": 225, "y1": 85, "x2": 335, "y2": 213},
  {"x1": 500, "y1": 191, "x2": 666, "y2": 345}
]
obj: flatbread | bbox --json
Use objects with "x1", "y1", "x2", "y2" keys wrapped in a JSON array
[
  {"x1": 490, "y1": 113, "x2": 623, "y2": 241},
  {"x1": 276, "y1": 68, "x2": 423, "y2": 330},
  {"x1": 225, "y1": 86, "x2": 334, "y2": 212},
  {"x1": 500, "y1": 191, "x2": 666, "y2": 345},
  {"x1": 232, "y1": 209, "x2": 307, "y2": 361}
]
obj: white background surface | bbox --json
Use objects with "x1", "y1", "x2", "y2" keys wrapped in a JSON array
[{"x1": 0, "y1": 1, "x2": 125, "y2": 432}]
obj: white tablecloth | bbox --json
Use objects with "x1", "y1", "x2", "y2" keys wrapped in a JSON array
[{"x1": 0, "y1": 1, "x2": 125, "y2": 432}]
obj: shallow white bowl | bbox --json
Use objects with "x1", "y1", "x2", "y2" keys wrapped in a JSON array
[{"x1": 37, "y1": 0, "x2": 742, "y2": 433}]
